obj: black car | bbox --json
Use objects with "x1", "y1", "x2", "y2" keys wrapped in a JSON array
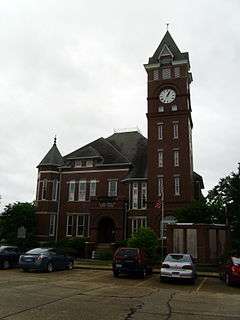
[
  {"x1": 0, "y1": 246, "x2": 21, "y2": 269},
  {"x1": 112, "y1": 247, "x2": 152, "y2": 278},
  {"x1": 19, "y1": 248, "x2": 74, "y2": 272}
]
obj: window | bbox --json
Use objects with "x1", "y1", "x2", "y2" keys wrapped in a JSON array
[
  {"x1": 41, "y1": 179, "x2": 47, "y2": 200},
  {"x1": 160, "y1": 216, "x2": 177, "y2": 239},
  {"x1": 75, "y1": 160, "x2": 82, "y2": 167},
  {"x1": 174, "y1": 67, "x2": 180, "y2": 78},
  {"x1": 141, "y1": 183, "x2": 147, "y2": 209},
  {"x1": 66, "y1": 215, "x2": 74, "y2": 236},
  {"x1": 49, "y1": 215, "x2": 56, "y2": 236},
  {"x1": 153, "y1": 69, "x2": 159, "y2": 80},
  {"x1": 68, "y1": 181, "x2": 75, "y2": 201},
  {"x1": 86, "y1": 160, "x2": 93, "y2": 167},
  {"x1": 162, "y1": 68, "x2": 171, "y2": 79},
  {"x1": 132, "y1": 183, "x2": 138, "y2": 209},
  {"x1": 52, "y1": 179, "x2": 59, "y2": 201},
  {"x1": 158, "y1": 123, "x2": 163, "y2": 140},
  {"x1": 158, "y1": 150, "x2": 163, "y2": 167},
  {"x1": 131, "y1": 217, "x2": 147, "y2": 235},
  {"x1": 174, "y1": 176, "x2": 180, "y2": 195},
  {"x1": 108, "y1": 180, "x2": 118, "y2": 197},
  {"x1": 78, "y1": 180, "x2": 87, "y2": 201},
  {"x1": 174, "y1": 150, "x2": 179, "y2": 167},
  {"x1": 171, "y1": 105, "x2": 178, "y2": 111},
  {"x1": 76, "y1": 214, "x2": 89, "y2": 237},
  {"x1": 158, "y1": 105, "x2": 164, "y2": 112},
  {"x1": 173, "y1": 121, "x2": 179, "y2": 139},
  {"x1": 89, "y1": 180, "x2": 97, "y2": 197},
  {"x1": 158, "y1": 176, "x2": 164, "y2": 197}
]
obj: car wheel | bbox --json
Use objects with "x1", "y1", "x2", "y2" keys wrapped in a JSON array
[
  {"x1": 46, "y1": 262, "x2": 54, "y2": 273},
  {"x1": 2, "y1": 260, "x2": 10, "y2": 269},
  {"x1": 22, "y1": 268, "x2": 29, "y2": 272},
  {"x1": 160, "y1": 276, "x2": 166, "y2": 282},
  {"x1": 113, "y1": 270, "x2": 119, "y2": 277},
  {"x1": 67, "y1": 261, "x2": 73, "y2": 270},
  {"x1": 225, "y1": 273, "x2": 232, "y2": 286},
  {"x1": 189, "y1": 278, "x2": 195, "y2": 285}
]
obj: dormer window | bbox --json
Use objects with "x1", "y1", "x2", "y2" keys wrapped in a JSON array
[
  {"x1": 75, "y1": 160, "x2": 82, "y2": 168},
  {"x1": 75, "y1": 160, "x2": 93, "y2": 168},
  {"x1": 86, "y1": 160, "x2": 93, "y2": 167}
]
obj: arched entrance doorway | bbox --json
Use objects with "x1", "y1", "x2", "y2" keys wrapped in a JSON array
[{"x1": 97, "y1": 217, "x2": 116, "y2": 243}]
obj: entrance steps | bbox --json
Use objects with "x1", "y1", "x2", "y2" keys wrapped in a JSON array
[{"x1": 91, "y1": 243, "x2": 114, "y2": 260}]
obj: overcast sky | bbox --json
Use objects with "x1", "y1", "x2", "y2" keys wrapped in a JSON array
[{"x1": 0, "y1": 0, "x2": 239, "y2": 210}]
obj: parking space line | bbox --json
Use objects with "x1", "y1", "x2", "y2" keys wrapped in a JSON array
[
  {"x1": 134, "y1": 277, "x2": 154, "y2": 288},
  {"x1": 195, "y1": 277, "x2": 207, "y2": 293}
]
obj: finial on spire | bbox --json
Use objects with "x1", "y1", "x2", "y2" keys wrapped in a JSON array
[
  {"x1": 54, "y1": 135, "x2": 57, "y2": 145},
  {"x1": 166, "y1": 23, "x2": 170, "y2": 31}
]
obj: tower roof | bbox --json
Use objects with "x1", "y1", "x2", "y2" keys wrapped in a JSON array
[
  {"x1": 38, "y1": 140, "x2": 65, "y2": 168},
  {"x1": 148, "y1": 31, "x2": 189, "y2": 65}
]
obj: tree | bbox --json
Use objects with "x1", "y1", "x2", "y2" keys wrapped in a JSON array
[
  {"x1": 174, "y1": 199, "x2": 218, "y2": 224},
  {"x1": 207, "y1": 164, "x2": 240, "y2": 249},
  {"x1": 0, "y1": 202, "x2": 36, "y2": 249},
  {"x1": 127, "y1": 228, "x2": 158, "y2": 258}
]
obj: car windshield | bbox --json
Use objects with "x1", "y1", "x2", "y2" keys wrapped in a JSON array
[
  {"x1": 232, "y1": 257, "x2": 240, "y2": 265},
  {"x1": 26, "y1": 248, "x2": 49, "y2": 255},
  {"x1": 117, "y1": 248, "x2": 138, "y2": 257},
  {"x1": 165, "y1": 254, "x2": 191, "y2": 263}
]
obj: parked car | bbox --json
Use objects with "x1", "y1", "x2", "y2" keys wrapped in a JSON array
[
  {"x1": 0, "y1": 246, "x2": 21, "y2": 269},
  {"x1": 220, "y1": 256, "x2": 240, "y2": 286},
  {"x1": 160, "y1": 253, "x2": 196, "y2": 284},
  {"x1": 112, "y1": 247, "x2": 152, "y2": 278},
  {"x1": 19, "y1": 248, "x2": 74, "y2": 272}
]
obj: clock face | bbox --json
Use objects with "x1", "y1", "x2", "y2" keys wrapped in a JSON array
[{"x1": 159, "y1": 88, "x2": 176, "y2": 104}]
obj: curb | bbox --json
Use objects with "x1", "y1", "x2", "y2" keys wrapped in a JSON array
[{"x1": 73, "y1": 264, "x2": 219, "y2": 278}]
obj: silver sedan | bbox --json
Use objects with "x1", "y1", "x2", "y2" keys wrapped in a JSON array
[{"x1": 160, "y1": 253, "x2": 196, "y2": 283}]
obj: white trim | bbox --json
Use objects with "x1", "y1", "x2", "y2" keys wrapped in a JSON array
[
  {"x1": 66, "y1": 215, "x2": 74, "y2": 237},
  {"x1": 131, "y1": 217, "x2": 147, "y2": 235},
  {"x1": 49, "y1": 214, "x2": 56, "y2": 236},
  {"x1": 132, "y1": 182, "x2": 138, "y2": 209},
  {"x1": 76, "y1": 214, "x2": 90, "y2": 237},
  {"x1": 108, "y1": 179, "x2": 118, "y2": 197},
  {"x1": 78, "y1": 180, "x2": 87, "y2": 201},
  {"x1": 159, "y1": 44, "x2": 173, "y2": 58},
  {"x1": 62, "y1": 168, "x2": 129, "y2": 174}
]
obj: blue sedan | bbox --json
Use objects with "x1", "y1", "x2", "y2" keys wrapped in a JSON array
[{"x1": 19, "y1": 248, "x2": 74, "y2": 272}]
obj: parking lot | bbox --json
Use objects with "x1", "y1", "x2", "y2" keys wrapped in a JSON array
[{"x1": 0, "y1": 268, "x2": 240, "y2": 319}]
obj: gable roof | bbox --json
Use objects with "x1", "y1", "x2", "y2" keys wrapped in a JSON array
[
  {"x1": 64, "y1": 137, "x2": 130, "y2": 165},
  {"x1": 148, "y1": 31, "x2": 189, "y2": 65},
  {"x1": 38, "y1": 142, "x2": 65, "y2": 168}
]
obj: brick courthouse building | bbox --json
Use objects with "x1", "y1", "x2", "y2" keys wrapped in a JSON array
[{"x1": 35, "y1": 31, "x2": 204, "y2": 243}]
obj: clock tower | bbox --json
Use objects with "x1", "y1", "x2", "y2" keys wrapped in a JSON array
[{"x1": 144, "y1": 31, "x2": 194, "y2": 236}]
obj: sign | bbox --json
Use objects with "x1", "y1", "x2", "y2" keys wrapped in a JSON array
[{"x1": 17, "y1": 226, "x2": 26, "y2": 239}]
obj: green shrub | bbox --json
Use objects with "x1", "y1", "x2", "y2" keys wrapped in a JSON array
[{"x1": 127, "y1": 227, "x2": 158, "y2": 259}]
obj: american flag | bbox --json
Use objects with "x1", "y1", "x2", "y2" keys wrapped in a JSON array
[{"x1": 155, "y1": 199, "x2": 161, "y2": 209}]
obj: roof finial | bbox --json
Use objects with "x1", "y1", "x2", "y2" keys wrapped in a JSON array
[
  {"x1": 54, "y1": 135, "x2": 57, "y2": 145},
  {"x1": 166, "y1": 23, "x2": 170, "y2": 31}
]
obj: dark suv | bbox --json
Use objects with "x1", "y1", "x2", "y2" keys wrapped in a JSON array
[
  {"x1": 112, "y1": 247, "x2": 152, "y2": 278},
  {"x1": 0, "y1": 246, "x2": 21, "y2": 269}
]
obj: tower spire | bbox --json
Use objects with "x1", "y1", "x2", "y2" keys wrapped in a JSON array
[
  {"x1": 166, "y1": 22, "x2": 170, "y2": 31},
  {"x1": 54, "y1": 135, "x2": 57, "y2": 145}
]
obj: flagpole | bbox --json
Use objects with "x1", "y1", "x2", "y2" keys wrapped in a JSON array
[{"x1": 161, "y1": 189, "x2": 164, "y2": 260}]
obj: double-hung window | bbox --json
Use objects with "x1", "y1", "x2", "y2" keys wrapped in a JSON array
[
  {"x1": 173, "y1": 121, "x2": 179, "y2": 139},
  {"x1": 158, "y1": 122, "x2": 163, "y2": 140},
  {"x1": 78, "y1": 180, "x2": 87, "y2": 201},
  {"x1": 131, "y1": 217, "x2": 147, "y2": 235},
  {"x1": 108, "y1": 179, "x2": 118, "y2": 197},
  {"x1": 76, "y1": 214, "x2": 89, "y2": 237},
  {"x1": 49, "y1": 215, "x2": 56, "y2": 236},
  {"x1": 158, "y1": 176, "x2": 164, "y2": 197},
  {"x1": 66, "y1": 215, "x2": 74, "y2": 236},
  {"x1": 132, "y1": 183, "x2": 138, "y2": 209},
  {"x1": 68, "y1": 181, "x2": 75, "y2": 201},
  {"x1": 52, "y1": 179, "x2": 59, "y2": 201},
  {"x1": 42, "y1": 179, "x2": 48, "y2": 200},
  {"x1": 174, "y1": 175, "x2": 180, "y2": 196},
  {"x1": 174, "y1": 150, "x2": 179, "y2": 167},
  {"x1": 141, "y1": 183, "x2": 147, "y2": 209},
  {"x1": 158, "y1": 149, "x2": 163, "y2": 167},
  {"x1": 89, "y1": 180, "x2": 97, "y2": 197}
]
